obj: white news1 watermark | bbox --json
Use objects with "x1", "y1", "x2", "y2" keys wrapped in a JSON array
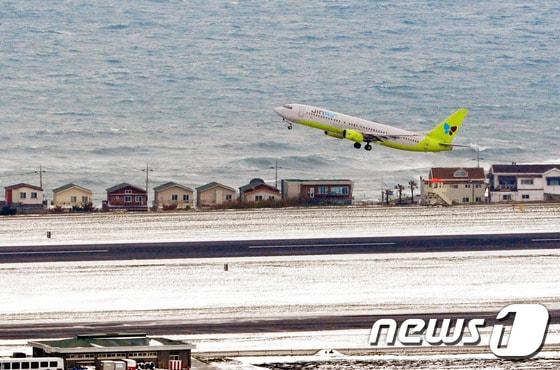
[{"x1": 369, "y1": 304, "x2": 550, "y2": 359}]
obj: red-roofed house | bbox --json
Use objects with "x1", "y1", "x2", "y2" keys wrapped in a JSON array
[
  {"x1": 420, "y1": 167, "x2": 486, "y2": 206},
  {"x1": 239, "y1": 178, "x2": 280, "y2": 203},
  {"x1": 102, "y1": 183, "x2": 147, "y2": 212}
]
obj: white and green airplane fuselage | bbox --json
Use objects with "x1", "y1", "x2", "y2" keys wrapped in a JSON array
[{"x1": 274, "y1": 104, "x2": 468, "y2": 152}]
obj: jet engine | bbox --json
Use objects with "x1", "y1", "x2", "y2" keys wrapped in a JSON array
[
  {"x1": 324, "y1": 131, "x2": 344, "y2": 139},
  {"x1": 343, "y1": 129, "x2": 364, "y2": 143}
]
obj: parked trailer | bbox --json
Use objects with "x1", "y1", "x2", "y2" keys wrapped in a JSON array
[
  {"x1": 0, "y1": 358, "x2": 64, "y2": 370},
  {"x1": 100, "y1": 361, "x2": 125, "y2": 370}
]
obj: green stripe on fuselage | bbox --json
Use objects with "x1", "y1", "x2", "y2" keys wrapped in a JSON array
[{"x1": 295, "y1": 118, "x2": 451, "y2": 153}]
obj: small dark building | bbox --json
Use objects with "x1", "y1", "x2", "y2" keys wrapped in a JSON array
[
  {"x1": 103, "y1": 183, "x2": 147, "y2": 211},
  {"x1": 29, "y1": 333, "x2": 195, "y2": 370},
  {"x1": 281, "y1": 179, "x2": 353, "y2": 205}
]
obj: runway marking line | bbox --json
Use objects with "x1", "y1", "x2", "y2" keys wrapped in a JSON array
[
  {"x1": 531, "y1": 238, "x2": 560, "y2": 242},
  {"x1": 249, "y1": 242, "x2": 396, "y2": 249},
  {"x1": 0, "y1": 249, "x2": 109, "y2": 255}
]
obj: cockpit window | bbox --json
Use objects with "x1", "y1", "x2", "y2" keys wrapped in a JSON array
[{"x1": 283, "y1": 104, "x2": 293, "y2": 109}]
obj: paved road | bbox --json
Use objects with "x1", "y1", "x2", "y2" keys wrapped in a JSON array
[
  {"x1": 1, "y1": 232, "x2": 560, "y2": 263},
  {"x1": 2, "y1": 309, "x2": 559, "y2": 340}
]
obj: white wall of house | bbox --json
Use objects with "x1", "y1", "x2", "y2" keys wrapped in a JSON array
[
  {"x1": 53, "y1": 188, "x2": 93, "y2": 208},
  {"x1": 10, "y1": 187, "x2": 44, "y2": 205},
  {"x1": 242, "y1": 189, "x2": 280, "y2": 202},
  {"x1": 544, "y1": 169, "x2": 560, "y2": 196},
  {"x1": 154, "y1": 187, "x2": 194, "y2": 209},
  {"x1": 422, "y1": 182, "x2": 486, "y2": 204},
  {"x1": 489, "y1": 189, "x2": 544, "y2": 202}
]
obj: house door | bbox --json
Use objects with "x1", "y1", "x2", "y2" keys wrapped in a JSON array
[{"x1": 309, "y1": 187, "x2": 315, "y2": 198}]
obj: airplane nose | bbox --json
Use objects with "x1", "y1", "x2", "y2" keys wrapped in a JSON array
[{"x1": 274, "y1": 106, "x2": 283, "y2": 116}]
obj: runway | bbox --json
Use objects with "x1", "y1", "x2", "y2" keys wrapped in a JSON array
[
  {"x1": 1, "y1": 232, "x2": 560, "y2": 263},
  {"x1": 2, "y1": 309, "x2": 560, "y2": 340}
]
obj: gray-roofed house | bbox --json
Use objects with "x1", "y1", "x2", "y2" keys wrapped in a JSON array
[
  {"x1": 153, "y1": 182, "x2": 194, "y2": 210},
  {"x1": 29, "y1": 332, "x2": 194, "y2": 370},
  {"x1": 195, "y1": 182, "x2": 236, "y2": 207},
  {"x1": 488, "y1": 163, "x2": 560, "y2": 202},
  {"x1": 52, "y1": 183, "x2": 93, "y2": 209}
]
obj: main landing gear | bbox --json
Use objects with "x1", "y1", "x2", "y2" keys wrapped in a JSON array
[{"x1": 354, "y1": 142, "x2": 373, "y2": 151}]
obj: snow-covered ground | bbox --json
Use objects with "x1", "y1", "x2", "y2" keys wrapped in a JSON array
[
  {"x1": 0, "y1": 204, "x2": 559, "y2": 246},
  {"x1": 1, "y1": 249, "x2": 559, "y2": 324}
]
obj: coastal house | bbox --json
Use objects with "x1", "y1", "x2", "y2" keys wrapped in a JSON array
[
  {"x1": 4, "y1": 183, "x2": 45, "y2": 212},
  {"x1": 281, "y1": 179, "x2": 354, "y2": 205},
  {"x1": 102, "y1": 183, "x2": 147, "y2": 211},
  {"x1": 196, "y1": 182, "x2": 236, "y2": 207},
  {"x1": 52, "y1": 183, "x2": 93, "y2": 209},
  {"x1": 420, "y1": 167, "x2": 486, "y2": 206},
  {"x1": 153, "y1": 182, "x2": 194, "y2": 210},
  {"x1": 488, "y1": 163, "x2": 560, "y2": 202},
  {"x1": 29, "y1": 333, "x2": 194, "y2": 370},
  {"x1": 239, "y1": 178, "x2": 280, "y2": 203}
]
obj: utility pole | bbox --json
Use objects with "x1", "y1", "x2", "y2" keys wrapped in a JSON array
[
  {"x1": 35, "y1": 165, "x2": 46, "y2": 188},
  {"x1": 141, "y1": 164, "x2": 154, "y2": 211},
  {"x1": 274, "y1": 160, "x2": 278, "y2": 189},
  {"x1": 35, "y1": 165, "x2": 47, "y2": 206},
  {"x1": 472, "y1": 146, "x2": 484, "y2": 168}
]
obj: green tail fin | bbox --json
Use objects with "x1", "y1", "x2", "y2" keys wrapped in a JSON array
[{"x1": 427, "y1": 108, "x2": 469, "y2": 144}]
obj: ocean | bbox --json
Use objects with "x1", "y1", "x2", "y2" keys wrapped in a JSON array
[{"x1": 1, "y1": 1, "x2": 559, "y2": 202}]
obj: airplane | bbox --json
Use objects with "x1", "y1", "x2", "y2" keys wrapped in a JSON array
[{"x1": 273, "y1": 104, "x2": 469, "y2": 152}]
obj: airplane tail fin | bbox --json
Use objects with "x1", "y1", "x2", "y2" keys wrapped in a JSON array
[{"x1": 427, "y1": 108, "x2": 469, "y2": 145}]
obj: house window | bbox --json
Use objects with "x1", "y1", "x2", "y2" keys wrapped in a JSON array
[
  {"x1": 318, "y1": 186, "x2": 328, "y2": 194},
  {"x1": 547, "y1": 177, "x2": 560, "y2": 186},
  {"x1": 520, "y1": 179, "x2": 534, "y2": 185},
  {"x1": 462, "y1": 197, "x2": 470, "y2": 203},
  {"x1": 125, "y1": 190, "x2": 132, "y2": 194},
  {"x1": 451, "y1": 184, "x2": 458, "y2": 189},
  {"x1": 82, "y1": 196, "x2": 89, "y2": 203},
  {"x1": 465, "y1": 184, "x2": 471, "y2": 188},
  {"x1": 31, "y1": 192, "x2": 38, "y2": 199},
  {"x1": 475, "y1": 184, "x2": 482, "y2": 188},
  {"x1": 135, "y1": 195, "x2": 143, "y2": 202},
  {"x1": 522, "y1": 194, "x2": 530, "y2": 200},
  {"x1": 502, "y1": 194, "x2": 512, "y2": 201},
  {"x1": 331, "y1": 186, "x2": 349, "y2": 195},
  {"x1": 183, "y1": 194, "x2": 189, "y2": 201},
  {"x1": 475, "y1": 197, "x2": 482, "y2": 202},
  {"x1": 255, "y1": 195, "x2": 263, "y2": 201},
  {"x1": 124, "y1": 196, "x2": 132, "y2": 203},
  {"x1": 20, "y1": 192, "x2": 27, "y2": 199},
  {"x1": 71, "y1": 196, "x2": 77, "y2": 203},
  {"x1": 269, "y1": 195, "x2": 275, "y2": 200},
  {"x1": 171, "y1": 194, "x2": 178, "y2": 201}
]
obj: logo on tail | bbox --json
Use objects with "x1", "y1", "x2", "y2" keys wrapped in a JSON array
[{"x1": 443, "y1": 122, "x2": 458, "y2": 136}]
